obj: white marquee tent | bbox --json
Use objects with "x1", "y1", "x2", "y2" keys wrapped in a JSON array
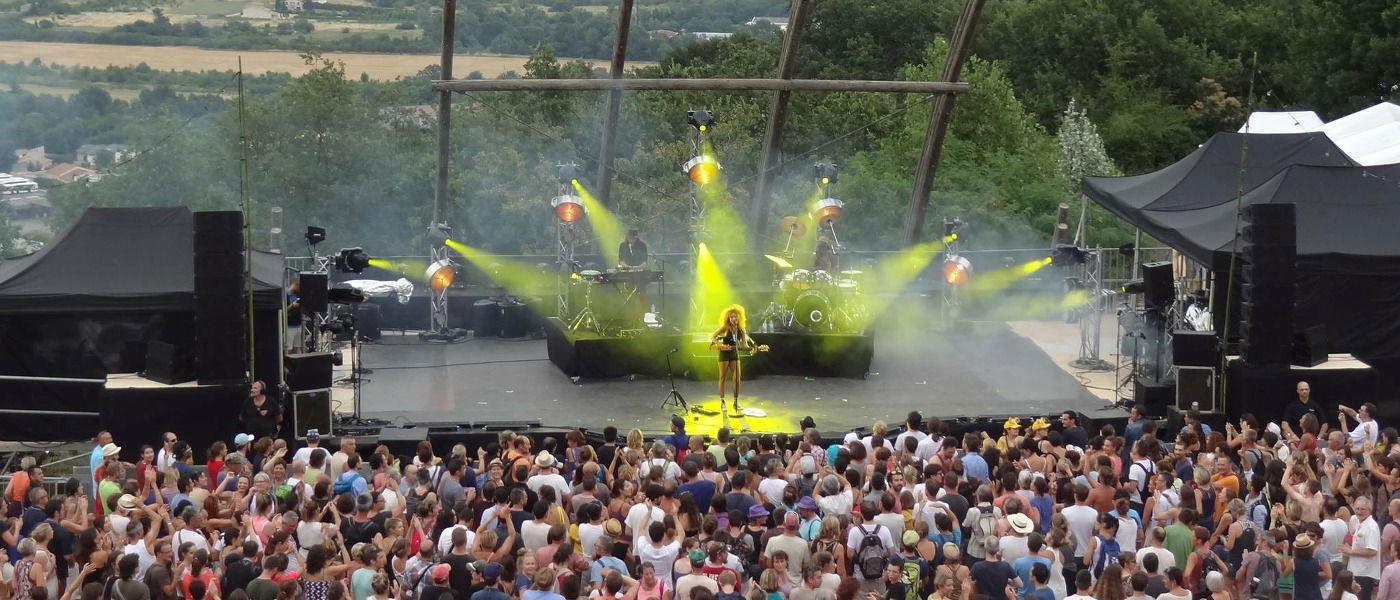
[{"x1": 1237, "y1": 102, "x2": 1400, "y2": 166}]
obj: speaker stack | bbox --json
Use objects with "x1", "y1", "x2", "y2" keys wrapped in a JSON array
[
  {"x1": 1239, "y1": 204, "x2": 1296, "y2": 366},
  {"x1": 193, "y1": 211, "x2": 247, "y2": 384}
]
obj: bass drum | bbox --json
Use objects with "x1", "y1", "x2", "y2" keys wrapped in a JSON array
[{"x1": 792, "y1": 290, "x2": 831, "y2": 330}]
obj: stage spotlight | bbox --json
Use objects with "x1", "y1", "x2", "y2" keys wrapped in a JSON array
[
  {"x1": 687, "y1": 110, "x2": 715, "y2": 132},
  {"x1": 425, "y1": 259, "x2": 456, "y2": 292},
  {"x1": 942, "y1": 255, "x2": 972, "y2": 286},
  {"x1": 1051, "y1": 244, "x2": 1088, "y2": 267},
  {"x1": 942, "y1": 218, "x2": 965, "y2": 240},
  {"x1": 427, "y1": 223, "x2": 453, "y2": 247},
  {"x1": 812, "y1": 197, "x2": 844, "y2": 224},
  {"x1": 814, "y1": 163, "x2": 839, "y2": 186},
  {"x1": 304, "y1": 226, "x2": 326, "y2": 246},
  {"x1": 682, "y1": 155, "x2": 721, "y2": 186},
  {"x1": 554, "y1": 162, "x2": 580, "y2": 185},
  {"x1": 551, "y1": 194, "x2": 585, "y2": 223},
  {"x1": 336, "y1": 247, "x2": 372, "y2": 273}
]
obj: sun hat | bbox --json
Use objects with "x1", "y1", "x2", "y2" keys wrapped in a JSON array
[
  {"x1": 1028, "y1": 417, "x2": 1051, "y2": 432},
  {"x1": 117, "y1": 494, "x2": 139, "y2": 511},
  {"x1": 902, "y1": 530, "x2": 921, "y2": 547},
  {"x1": 796, "y1": 496, "x2": 818, "y2": 512},
  {"x1": 1008, "y1": 513, "x2": 1035, "y2": 535},
  {"x1": 747, "y1": 504, "x2": 770, "y2": 520},
  {"x1": 101, "y1": 443, "x2": 122, "y2": 457},
  {"x1": 1003, "y1": 417, "x2": 1022, "y2": 431},
  {"x1": 534, "y1": 451, "x2": 556, "y2": 468},
  {"x1": 1293, "y1": 533, "x2": 1314, "y2": 549}
]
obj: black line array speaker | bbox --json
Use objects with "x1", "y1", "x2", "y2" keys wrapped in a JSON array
[
  {"x1": 285, "y1": 351, "x2": 334, "y2": 392},
  {"x1": 193, "y1": 211, "x2": 246, "y2": 384},
  {"x1": 1172, "y1": 330, "x2": 1219, "y2": 367},
  {"x1": 292, "y1": 389, "x2": 332, "y2": 439},
  {"x1": 298, "y1": 272, "x2": 328, "y2": 316},
  {"x1": 1142, "y1": 261, "x2": 1174, "y2": 310},
  {"x1": 143, "y1": 340, "x2": 193, "y2": 385},
  {"x1": 1239, "y1": 203, "x2": 1296, "y2": 365},
  {"x1": 1210, "y1": 252, "x2": 1241, "y2": 337}
]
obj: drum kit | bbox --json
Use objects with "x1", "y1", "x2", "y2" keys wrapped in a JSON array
[{"x1": 757, "y1": 265, "x2": 868, "y2": 333}]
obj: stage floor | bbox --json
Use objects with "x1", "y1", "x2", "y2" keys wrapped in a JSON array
[{"x1": 357, "y1": 312, "x2": 1110, "y2": 435}]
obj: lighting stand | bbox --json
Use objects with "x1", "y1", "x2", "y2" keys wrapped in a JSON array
[
  {"x1": 420, "y1": 244, "x2": 467, "y2": 342},
  {"x1": 685, "y1": 123, "x2": 711, "y2": 331},
  {"x1": 940, "y1": 237, "x2": 961, "y2": 327},
  {"x1": 556, "y1": 202, "x2": 578, "y2": 322},
  {"x1": 301, "y1": 251, "x2": 332, "y2": 353},
  {"x1": 1070, "y1": 248, "x2": 1113, "y2": 371}
]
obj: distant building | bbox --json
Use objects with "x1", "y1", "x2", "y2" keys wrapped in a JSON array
[
  {"x1": 745, "y1": 17, "x2": 789, "y2": 30},
  {"x1": 650, "y1": 29, "x2": 679, "y2": 39},
  {"x1": 44, "y1": 163, "x2": 95, "y2": 183},
  {"x1": 284, "y1": 0, "x2": 304, "y2": 12},
  {"x1": 689, "y1": 32, "x2": 732, "y2": 40},
  {"x1": 75, "y1": 144, "x2": 131, "y2": 168},
  {"x1": 6, "y1": 190, "x2": 51, "y2": 221},
  {"x1": 12, "y1": 147, "x2": 51, "y2": 172},
  {"x1": 0, "y1": 173, "x2": 39, "y2": 193}
]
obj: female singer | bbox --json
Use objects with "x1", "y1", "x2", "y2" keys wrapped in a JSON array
[{"x1": 709, "y1": 305, "x2": 766, "y2": 414}]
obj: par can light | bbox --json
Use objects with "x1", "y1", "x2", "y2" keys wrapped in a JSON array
[
  {"x1": 552, "y1": 195, "x2": 586, "y2": 223},
  {"x1": 682, "y1": 155, "x2": 721, "y2": 186},
  {"x1": 942, "y1": 255, "x2": 972, "y2": 286},
  {"x1": 425, "y1": 259, "x2": 456, "y2": 292},
  {"x1": 812, "y1": 197, "x2": 844, "y2": 223}
]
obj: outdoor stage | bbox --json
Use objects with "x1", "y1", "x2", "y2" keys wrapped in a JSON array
[{"x1": 357, "y1": 312, "x2": 1110, "y2": 436}]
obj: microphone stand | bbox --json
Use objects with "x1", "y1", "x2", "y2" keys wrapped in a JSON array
[{"x1": 659, "y1": 348, "x2": 688, "y2": 414}]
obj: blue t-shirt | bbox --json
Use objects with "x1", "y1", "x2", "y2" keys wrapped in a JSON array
[
  {"x1": 471, "y1": 589, "x2": 510, "y2": 600},
  {"x1": 962, "y1": 452, "x2": 989, "y2": 482},
  {"x1": 676, "y1": 480, "x2": 717, "y2": 515},
  {"x1": 522, "y1": 590, "x2": 565, "y2": 600},
  {"x1": 1029, "y1": 588, "x2": 1055, "y2": 600},
  {"x1": 1012, "y1": 556, "x2": 1051, "y2": 599},
  {"x1": 588, "y1": 556, "x2": 629, "y2": 585}
]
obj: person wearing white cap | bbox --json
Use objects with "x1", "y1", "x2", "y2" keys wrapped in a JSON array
[{"x1": 526, "y1": 452, "x2": 570, "y2": 505}]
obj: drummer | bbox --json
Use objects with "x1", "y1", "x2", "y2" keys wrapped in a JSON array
[
  {"x1": 618, "y1": 228, "x2": 648, "y2": 270},
  {"x1": 814, "y1": 232, "x2": 837, "y2": 272}
]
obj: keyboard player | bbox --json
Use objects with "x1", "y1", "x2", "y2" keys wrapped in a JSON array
[{"x1": 617, "y1": 228, "x2": 649, "y2": 317}]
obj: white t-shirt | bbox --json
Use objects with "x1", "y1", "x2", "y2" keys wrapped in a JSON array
[
  {"x1": 1066, "y1": 595, "x2": 1096, "y2": 600},
  {"x1": 844, "y1": 523, "x2": 895, "y2": 580},
  {"x1": 816, "y1": 491, "x2": 853, "y2": 517},
  {"x1": 578, "y1": 522, "x2": 606, "y2": 557},
  {"x1": 675, "y1": 573, "x2": 719, "y2": 600},
  {"x1": 122, "y1": 541, "x2": 157, "y2": 579},
  {"x1": 999, "y1": 535, "x2": 1030, "y2": 565},
  {"x1": 914, "y1": 436, "x2": 944, "y2": 462},
  {"x1": 1349, "y1": 420, "x2": 1379, "y2": 450},
  {"x1": 296, "y1": 520, "x2": 327, "y2": 553},
  {"x1": 893, "y1": 430, "x2": 926, "y2": 454},
  {"x1": 1151, "y1": 489, "x2": 1180, "y2": 526},
  {"x1": 758, "y1": 477, "x2": 790, "y2": 504},
  {"x1": 1321, "y1": 518, "x2": 1348, "y2": 558},
  {"x1": 1127, "y1": 459, "x2": 1155, "y2": 504},
  {"x1": 637, "y1": 541, "x2": 681, "y2": 581},
  {"x1": 639, "y1": 459, "x2": 682, "y2": 482},
  {"x1": 293, "y1": 445, "x2": 321, "y2": 465},
  {"x1": 861, "y1": 436, "x2": 894, "y2": 455},
  {"x1": 437, "y1": 524, "x2": 475, "y2": 555},
  {"x1": 1136, "y1": 546, "x2": 1175, "y2": 571},
  {"x1": 528, "y1": 473, "x2": 571, "y2": 502},
  {"x1": 522, "y1": 520, "x2": 552, "y2": 552},
  {"x1": 625, "y1": 503, "x2": 666, "y2": 541},
  {"x1": 1348, "y1": 516, "x2": 1382, "y2": 578},
  {"x1": 1062, "y1": 505, "x2": 1099, "y2": 558},
  {"x1": 173, "y1": 528, "x2": 209, "y2": 554}
]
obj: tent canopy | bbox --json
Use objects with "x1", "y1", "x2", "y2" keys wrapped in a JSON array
[
  {"x1": 0, "y1": 207, "x2": 283, "y2": 314},
  {"x1": 1084, "y1": 132, "x2": 1355, "y2": 225}
]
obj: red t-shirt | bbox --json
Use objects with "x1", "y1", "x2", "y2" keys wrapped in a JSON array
[{"x1": 701, "y1": 564, "x2": 735, "y2": 583}]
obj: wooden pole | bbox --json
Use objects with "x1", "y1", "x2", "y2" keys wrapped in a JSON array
[
  {"x1": 432, "y1": 78, "x2": 968, "y2": 93},
  {"x1": 748, "y1": 0, "x2": 813, "y2": 249},
  {"x1": 594, "y1": 0, "x2": 635, "y2": 208},
  {"x1": 433, "y1": 0, "x2": 456, "y2": 226},
  {"x1": 899, "y1": 0, "x2": 986, "y2": 246}
]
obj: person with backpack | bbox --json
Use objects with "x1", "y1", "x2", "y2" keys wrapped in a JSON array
[
  {"x1": 962, "y1": 487, "x2": 1002, "y2": 566},
  {"x1": 1185, "y1": 525, "x2": 1228, "y2": 597},
  {"x1": 1085, "y1": 513, "x2": 1121, "y2": 582},
  {"x1": 1235, "y1": 529, "x2": 1287, "y2": 600},
  {"x1": 845, "y1": 500, "x2": 894, "y2": 592},
  {"x1": 894, "y1": 531, "x2": 929, "y2": 600}
]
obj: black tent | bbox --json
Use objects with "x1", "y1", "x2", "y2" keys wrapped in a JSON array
[
  {"x1": 1083, "y1": 133, "x2": 1400, "y2": 364},
  {"x1": 0, "y1": 207, "x2": 286, "y2": 443},
  {"x1": 0, "y1": 206, "x2": 282, "y2": 312}
]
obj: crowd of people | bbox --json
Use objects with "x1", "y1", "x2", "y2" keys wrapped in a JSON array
[{"x1": 0, "y1": 381, "x2": 1396, "y2": 600}]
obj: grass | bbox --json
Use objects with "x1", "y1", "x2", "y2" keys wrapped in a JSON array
[
  {"x1": 15, "y1": 81, "x2": 144, "y2": 100},
  {"x1": 0, "y1": 40, "x2": 556, "y2": 79}
]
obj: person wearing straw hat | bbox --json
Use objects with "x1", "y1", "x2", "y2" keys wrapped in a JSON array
[
  {"x1": 1288, "y1": 532, "x2": 1329, "y2": 600},
  {"x1": 1001, "y1": 513, "x2": 1036, "y2": 565}
]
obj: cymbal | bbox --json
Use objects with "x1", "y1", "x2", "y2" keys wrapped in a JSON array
[{"x1": 779, "y1": 216, "x2": 807, "y2": 237}]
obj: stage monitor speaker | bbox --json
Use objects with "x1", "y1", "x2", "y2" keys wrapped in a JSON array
[
  {"x1": 1172, "y1": 331, "x2": 1218, "y2": 367},
  {"x1": 299, "y1": 272, "x2": 328, "y2": 315},
  {"x1": 1176, "y1": 366, "x2": 1216, "y2": 411},
  {"x1": 285, "y1": 351, "x2": 334, "y2": 392},
  {"x1": 473, "y1": 299, "x2": 499, "y2": 337},
  {"x1": 1293, "y1": 324, "x2": 1328, "y2": 368},
  {"x1": 143, "y1": 340, "x2": 194, "y2": 385},
  {"x1": 1142, "y1": 262, "x2": 1174, "y2": 309},
  {"x1": 292, "y1": 389, "x2": 332, "y2": 439},
  {"x1": 377, "y1": 426, "x2": 429, "y2": 456},
  {"x1": 1133, "y1": 377, "x2": 1174, "y2": 417}
]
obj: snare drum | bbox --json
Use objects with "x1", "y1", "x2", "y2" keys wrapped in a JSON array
[{"x1": 811, "y1": 270, "x2": 834, "y2": 288}]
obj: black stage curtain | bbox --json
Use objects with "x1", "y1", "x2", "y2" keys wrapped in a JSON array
[
  {"x1": 100, "y1": 383, "x2": 244, "y2": 463},
  {"x1": 1226, "y1": 359, "x2": 1381, "y2": 425}
]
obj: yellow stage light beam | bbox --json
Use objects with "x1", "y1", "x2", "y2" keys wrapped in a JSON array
[
  {"x1": 572, "y1": 179, "x2": 625, "y2": 267},
  {"x1": 690, "y1": 141, "x2": 749, "y2": 257},
  {"x1": 366, "y1": 258, "x2": 429, "y2": 278},
  {"x1": 860, "y1": 238, "x2": 947, "y2": 321},
  {"x1": 964, "y1": 256, "x2": 1054, "y2": 301},
  {"x1": 692, "y1": 242, "x2": 736, "y2": 327},
  {"x1": 444, "y1": 240, "x2": 557, "y2": 297}
]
